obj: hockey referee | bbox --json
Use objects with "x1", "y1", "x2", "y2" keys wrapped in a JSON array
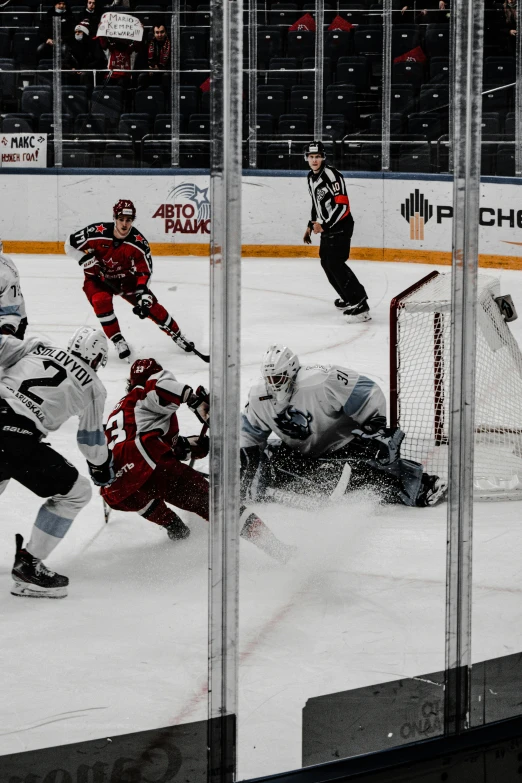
[{"x1": 303, "y1": 141, "x2": 370, "y2": 322}]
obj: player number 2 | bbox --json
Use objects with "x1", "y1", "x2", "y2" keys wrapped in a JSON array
[{"x1": 105, "y1": 409, "x2": 127, "y2": 450}]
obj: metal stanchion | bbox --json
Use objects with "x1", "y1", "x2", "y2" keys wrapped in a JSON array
[
  {"x1": 444, "y1": 0, "x2": 484, "y2": 737},
  {"x1": 52, "y1": 17, "x2": 62, "y2": 169},
  {"x1": 208, "y1": 0, "x2": 243, "y2": 778}
]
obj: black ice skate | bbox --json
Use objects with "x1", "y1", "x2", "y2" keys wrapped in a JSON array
[
  {"x1": 112, "y1": 333, "x2": 131, "y2": 361},
  {"x1": 343, "y1": 299, "x2": 371, "y2": 323},
  {"x1": 165, "y1": 514, "x2": 191, "y2": 541},
  {"x1": 11, "y1": 534, "x2": 69, "y2": 599},
  {"x1": 334, "y1": 298, "x2": 349, "y2": 310},
  {"x1": 418, "y1": 475, "x2": 448, "y2": 507}
]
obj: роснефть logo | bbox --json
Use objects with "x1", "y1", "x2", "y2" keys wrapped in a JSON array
[{"x1": 401, "y1": 189, "x2": 433, "y2": 241}]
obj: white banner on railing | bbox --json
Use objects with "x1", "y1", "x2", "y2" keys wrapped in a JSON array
[
  {"x1": 0, "y1": 133, "x2": 47, "y2": 168},
  {"x1": 96, "y1": 12, "x2": 144, "y2": 41}
]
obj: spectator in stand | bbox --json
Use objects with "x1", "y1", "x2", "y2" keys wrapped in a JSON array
[
  {"x1": 138, "y1": 21, "x2": 171, "y2": 87},
  {"x1": 107, "y1": 0, "x2": 130, "y2": 6},
  {"x1": 75, "y1": 0, "x2": 102, "y2": 38},
  {"x1": 499, "y1": 0, "x2": 517, "y2": 54},
  {"x1": 37, "y1": 0, "x2": 75, "y2": 61},
  {"x1": 398, "y1": 0, "x2": 448, "y2": 24},
  {"x1": 98, "y1": 34, "x2": 142, "y2": 88},
  {"x1": 66, "y1": 22, "x2": 105, "y2": 83}
]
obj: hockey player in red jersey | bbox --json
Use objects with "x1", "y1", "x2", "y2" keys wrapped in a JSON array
[
  {"x1": 102, "y1": 358, "x2": 295, "y2": 562},
  {"x1": 65, "y1": 200, "x2": 206, "y2": 362},
  {"x1": 101, "y1": 357, "x2": 209, "y2": 539}
]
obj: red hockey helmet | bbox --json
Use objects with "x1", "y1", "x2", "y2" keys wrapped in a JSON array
[
  {"x1": 113, "y1": 199, "x2": 136, "y2": 221},
  {"x1": 129, "y1": 357, "x2": 163, "y2": 389}
]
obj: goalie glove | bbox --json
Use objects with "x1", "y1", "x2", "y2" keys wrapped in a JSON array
[
  {"x1": 352, "y1": 425, "x2": 404, "y2": 466},
  {"x1": 0, "y1": 323, "x2": 16, "y2": 336},
  {"x1": 87, "y1": 454, "x2": 115, "y2": 487},
  {"x1": 132, "y1": 286, "x2": 154, "y2": 320},
  {"x1": 187, "y1": 385, "x2": 210, "y2": 425}
]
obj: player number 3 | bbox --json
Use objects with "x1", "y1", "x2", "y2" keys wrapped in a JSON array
[{"x1": 105, "y1": 409, "x2": 127, "y2": 450}]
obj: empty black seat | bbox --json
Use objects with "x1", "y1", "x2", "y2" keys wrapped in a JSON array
[
  {"x1": 323, "y1": 113, "x2": 346, "y2": 140},
  {"x1": 0, "y1": 58, "x2": 17, "y2": 100},
  {"x1": 391, "y1": 25, "x2": 420, "y2": 58},
  {"x1": 258, "y1": 85, "x2": 285, "y2": 116},
  {"x1": 407, "y1": 112, "x2": 444, "y2": 139},
  {"x1": 483, "y1": 57, "x2": 515, "y2": 86},
  {"x1": 2, "y1": 113, "x2": 33, "y2": 132},
  {"x1": 187, "y1": 113, "x2": 211, "y2": 136},
  {"x1": 39, "y1": 113, "x2": 73, "y2": 133},
  {"x1": 269, "y1": 3, "x2": 299, "y2": 26},
  {"x1": 429, "y1": 57, "x2": 449, "y2": 82},
  {"x1": 301, "y1": 56, "x2": 332, "y2": 86},
  {"x1": 21, "y1": 85, "x2": 52, "y2": 118},
  {"x1": 480, "y1": 112, "x2": 500, "y2": 135},
  {"x1": 91, "y1": 86, "x2": 124, "y2": 125},
  {"x1": 180, "y1": 28, "x2": 209, "y2": 61},
  {"x1": 62, "y1": 86, "x2": 89, "y2": 117},
  {"x1": 257, "y1": 28, "x2": 282, "y2": 67},
  {"x1": 390, "y1": 83, "x2": 415, "y2": 114},
  {"x1": 324, "y1": 84, "x2": 357, "y2": 122},
  {"x1": 267, "y1": 57, "x2": 298, "y2": 91},
  {"x1": 74, "y1": 114, "x2": 106, "y2": 134},
  {"x1": 419, "y1": 84, "x2": 449, "y2": 114},
  {"x1": 100, "y1": 151, "x2": 136, "y2": 168},
  {"x1": 425, "y1": 24, "x2": 449, "y2": 57},
  {"x1": 392, "y1": 61, "x2": 424, "y2": 90},
  {"x1": 119, "y1": 113, "x2": 151, "y2": 141},
  {"x1": 62, "y1": 149, "x2": 95, "y2": 168},
  {"x1": 179, "y1": 86, "x2": 199, "y2": 117},
  {"x1": 181, "y1": 59, "x2": 210, "y2": 89},
  {"x1": 289, "y1": 85, "x2": 315, "y2": 117},
  {"x1": 265, "y1": 142, "x2": 293, "y2": 169},
  {"x1": 482, "y1": 83, "x2": 512, "y2": 113},
  {"x1": 496, "y1": 146, "x2": 515, "y2": 177},
  {"x1": 13, "y1": 28, "x2": 38, "y2": 67},
  {"x1": 397, "y1": 148, "x2": 430, "y2": 172},
  {"x1": 287, "y1": 30, "x2": 315, "y2": 63},
  {"x1": 277, "y1": 113, "x2": 308, "y2": 136},
  {"x1": 354, "y1": 26, "x2": 383, "y2": 55},
  {"x1": 0, "y1": 30, "x2": 10, "y2": 57},
  {"x1": 134, "y1": 87, "x2": 165, "y2": 118},
  {"x1": 324, "y1": 30, "x2": 352, "y2": 63}
]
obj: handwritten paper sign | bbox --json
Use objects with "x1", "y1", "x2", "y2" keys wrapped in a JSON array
[
  {"x1": 0, "y1": 133, "x2": 47, "y2": 168},
  {"x1": 97, "y1": 12, "x2": 144, "y2": 41}
]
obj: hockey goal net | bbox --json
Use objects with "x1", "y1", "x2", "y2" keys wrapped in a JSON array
[{"x1": 390, "y1": 270, "x2": 522, "y2": 501}]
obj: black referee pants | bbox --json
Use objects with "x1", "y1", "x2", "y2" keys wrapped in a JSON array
[{"x1": 319, "y1": 214, "x2": 367, "y2": 306}]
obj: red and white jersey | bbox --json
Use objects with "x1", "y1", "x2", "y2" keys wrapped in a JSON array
[
  {"x1": 64, "y1": 222, "x2": 152, "y2": 293},
  {"x1": 102, "y1": 369, "x2": 192, "y2": 505}
]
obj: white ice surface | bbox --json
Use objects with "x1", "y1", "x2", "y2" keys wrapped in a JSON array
[{"x1": 0, "y1": 255, "x2": 521, "y2": 780}]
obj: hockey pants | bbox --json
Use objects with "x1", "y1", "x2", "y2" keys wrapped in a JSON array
[
  {"x1": 0, "y1": 402, "x2": 92, "y2": 559},
  {"x1": 107, "y1": 453, "x2": 209, "y2": 525},
  {"x1": 319, "y1": 215, "x2": 367, "y2": 306},
  {"x1": 83, "y1": 276, "x2": 179, "y2": 341}
]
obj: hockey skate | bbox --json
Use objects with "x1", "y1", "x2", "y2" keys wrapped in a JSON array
[
  {"x1": 418, "y1": 475, "x2": 448, "y2": 507},
  {"x1": 343, "y1": 299, "x2": 371, "y2": 323},
  {"x1": 112, "y1": 333, "x2": 131, "y2": 361},
  {"x1": 165, "y1": 513, "x2": 191, "y2": 541},
  {"x1": 11, "y1": 534, "x2": 69, "y2": 599},
  {"x1": 334, "y1": 298, "x2": 349, "y2": 310}
]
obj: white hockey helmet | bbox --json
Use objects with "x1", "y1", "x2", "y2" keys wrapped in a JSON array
[
  {"x1": 68, "y1": 326, "x2": 108, "y2": 371},
  {"x1": 261, "y1": 344, "x2": 300, "y2": 404}
]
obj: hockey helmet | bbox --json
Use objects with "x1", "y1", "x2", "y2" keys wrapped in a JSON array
[
  {"x1": 68, "y1": 326, "x2": 108, "y2": 371},
  {"x1": 303, "y1": 140, "x2": 326, "y2": 160},
  {"x1": 261, "y1": 344, "x2": 300, "y2": 404},
  {"x1": 129, "y1": 357, "x2": 163, "y2": 389},
  {"x1": 113, "y1": 199, "x2": 136, "y2": 221}
]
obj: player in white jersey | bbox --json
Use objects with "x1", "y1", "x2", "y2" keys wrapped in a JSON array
[
  {"x1": 0, "y1": 240, "x2": 28, "y2": 339},
  {"x1": 240, "y1": 345, "x2": 447, "y2": 508},
  {"x1": 0, "y1": 326, "x2": 113, "y2": 599}
]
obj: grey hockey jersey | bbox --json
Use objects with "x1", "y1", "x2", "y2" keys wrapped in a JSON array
[
  {"x1": 241, "y1": 363, "x2": 386, "y2": 456},
  {"x1": 0, "y1": 253, "x2": 26, "y2": 333}
]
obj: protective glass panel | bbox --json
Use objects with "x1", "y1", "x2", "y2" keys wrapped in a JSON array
[
  {"x1": 0, "y1": 3, "x2": 211, "y2": 780},
  {"x1": 237, "y1": 3, "x2": 449, "y2": 778}
]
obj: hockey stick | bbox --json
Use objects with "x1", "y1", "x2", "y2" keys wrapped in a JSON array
[
  {"x1": 103, "y1": 499, "x2": 111, "y2": 524},
  {"x1": 264, "y1": 461, "x2": 352, "y2": 510},
  {"x1": 189, "y1": 423, "x2": 208, "y2": 468}
]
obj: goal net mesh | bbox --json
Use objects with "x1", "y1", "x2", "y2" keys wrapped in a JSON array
[{"x1": 393, "y1": 271, "x2": 522, "y2": 500}]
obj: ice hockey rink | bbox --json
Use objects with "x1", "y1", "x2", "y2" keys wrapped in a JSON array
[{"x1": 1, "y1": 253, "x2": 522, "y2": 780}]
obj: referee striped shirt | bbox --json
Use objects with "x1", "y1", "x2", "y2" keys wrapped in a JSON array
[{"x1": 307, "y1": 163, "x2": 351, "y2": 233}]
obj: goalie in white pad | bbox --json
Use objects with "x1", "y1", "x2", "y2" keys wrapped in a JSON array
[{"x1": 240, "y1": 345, "x2": 447, "y2": 508}]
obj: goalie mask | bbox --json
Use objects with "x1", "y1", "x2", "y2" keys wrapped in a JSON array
[
  {"x1": 261, "y1": 344, "x2": 300, "y2": 404},
  {"x1": 68, "y1": 326, "x2": 108, "y2": 371}
]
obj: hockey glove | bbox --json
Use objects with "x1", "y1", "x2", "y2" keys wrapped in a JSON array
[
  {"x1": 0, "y1": 323, "x2": 16, "y2": 336},
  {"x1": 303, "y1": 227, "x2": 312, "y2": 245},
  {"x1": 79, "y1": 251, "x2": 101, "y2": 272},
  {"x1": 15, "y1": 317, "x2": 28, "y2": 340},
  {"x1": 132, "y1": 286, "x2": 154, "y2": 319},
  {"x1": 187, "y1": 385, "x2": 210, "y2": 425},
  {"x1": 174, "y1": 435, "x2": 209, "y2": 461},
  {"x1": 87, "y1": 455, "x2": 115, "y2": 487},
  {"x1": 352, "y1": 426, "x2": 404, "y2": 466}
]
